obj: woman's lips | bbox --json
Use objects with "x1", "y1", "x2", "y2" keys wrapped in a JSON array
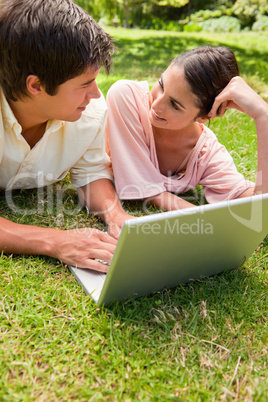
[{"x1": 151, "y1": 108, "x2": 166, "y2": 121}]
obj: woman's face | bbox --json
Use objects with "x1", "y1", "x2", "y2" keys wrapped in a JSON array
[{"x1": 149, "y1": 64, "x2": 203, "y2": 131}]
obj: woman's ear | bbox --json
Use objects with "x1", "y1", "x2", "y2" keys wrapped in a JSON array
[
  {"x1": 26, "y1": 75, "x2": 43, "y2": 96},
  {"x1": 196, "y1": 115, "x2": 209, "y2": 124}
]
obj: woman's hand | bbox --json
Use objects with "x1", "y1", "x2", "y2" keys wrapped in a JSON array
[{"x1": 209, "y1": 76, "x2": 268, "y2": 121}]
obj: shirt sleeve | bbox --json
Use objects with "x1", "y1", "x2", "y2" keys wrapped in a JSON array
[
  {"x1": 106, "y1": 80, "x2": 166, "y2": 199},
  {"x1": 197, "y1": 131, "x2": 255, "y2": 203}
]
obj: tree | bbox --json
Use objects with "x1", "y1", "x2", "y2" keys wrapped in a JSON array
[
  {"x1": 116, "y1": 0, "x2": 146, "y2": 26},
  {"x1": 75, "y1": 0, "x2": 268, "y2": 29},
  {"x1": 152, "y1": 0, "x2": 189, "y2": 7},
  {"x1": 232, "y1": 0, "x2": 268, "y2": 27}
]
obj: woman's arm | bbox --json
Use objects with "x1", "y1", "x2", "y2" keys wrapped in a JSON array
[
  {"x1": 209, "y1": 76, "x2": 268, "y2": 195},
  {"x1": 144, "y1": 191, "x2": 194, "y2": 211},
  {"x1": 77, "y1": 178, "x2": 133, "y2": 239}
]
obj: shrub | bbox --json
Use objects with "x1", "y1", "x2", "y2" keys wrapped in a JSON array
[
  {"x1": 140, "y1": 18, "x2": 184, "y2": 32},
  {"x1": 201, "y1": 16, "x2": 241, "y2": 32},
  {"x1": 190, "y1": 5, "x2": 233, "y2": 23},
  {"x1": 164, "y1": 21, "x2": 184, "y2": 32},
  {"x1": 232, "y1": 0, "x2": 268, "y2": 28},
  {"x1": 183, "y1": 22, "x2": 202, "y2": 32},
  {"x1": 252, "y1": 15, "x2": 268, "y2": 31}
]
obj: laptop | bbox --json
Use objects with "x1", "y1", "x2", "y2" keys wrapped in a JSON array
[{"x1": 68, "y1": 193, "x2": 268, "y2": 306}]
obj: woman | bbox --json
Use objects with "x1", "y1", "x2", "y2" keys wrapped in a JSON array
[{"x1": 106, "y1": 46, "x2": 268, "y2": 210}]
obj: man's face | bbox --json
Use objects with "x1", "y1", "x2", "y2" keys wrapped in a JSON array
[{"x1": 40, "y1": 66, "x2": 102, "y2": 122}]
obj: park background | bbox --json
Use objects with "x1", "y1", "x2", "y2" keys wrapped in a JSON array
[
  {"x1": 0, "y1": 0, "x2": 268, "y2": 401},
  {"x1": 77, "y1": 0, "x2": 268, "y2": 32}
]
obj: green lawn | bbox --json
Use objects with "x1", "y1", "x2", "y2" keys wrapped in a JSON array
[{"x1": 0, "y1": 29, "x2": 268, "y2": 401}]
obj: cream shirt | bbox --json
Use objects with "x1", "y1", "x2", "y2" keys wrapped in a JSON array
[{"x1": 0, "y1": 89, "x2": 112, "y2": 191}]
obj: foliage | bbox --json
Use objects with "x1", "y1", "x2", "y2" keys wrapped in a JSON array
[
  {"x1": 190, "y1": 5, "x2": 234, "y2": 22},
  {"x1": 152, "y1": 0, "x2": 189, "y2": 7},
  {"x1": 183, "y1": 21, "x2": 202, "y2": 32},
  {"x1": 139, "y1": 17, "x2": 184, "y2": 31},
  {"x1": 252, "y1": 15, "x2": 268, "y2": 31},
  {"x1": 232, "y1": 0, "x2": 268, "y2": 27},
  {"x1": 201, "y1": 16, "x2": 241, "y2": 32},
  {"x1": 75, "y1": 0, "x2": 268, "y2": 32},
  {"x1": 75, "y1": 0, "x2": 104, "y2": 20},
  {"x1": 188, "y1": 0, "x2": 268, "y2": 31}
]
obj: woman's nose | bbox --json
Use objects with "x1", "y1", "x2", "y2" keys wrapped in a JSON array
[{"x1": 152, "y1": 92, "x2": 164, "y2": 111}]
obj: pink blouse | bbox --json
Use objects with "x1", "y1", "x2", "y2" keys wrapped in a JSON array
[{"x1": 106, "y1": 80, "x2": 254, "y2": 203}]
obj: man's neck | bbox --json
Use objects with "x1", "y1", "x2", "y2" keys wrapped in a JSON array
[{"x1": 8, "y1": 97, "x2": 48, "y2": 148}]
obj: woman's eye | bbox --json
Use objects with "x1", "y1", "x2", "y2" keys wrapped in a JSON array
[
  {"x1": 171, "y1": 100, "x2": 179, "y2": 110},
  {"x1": 158, "y1": 79, "x2": 163, "y2": 89}
]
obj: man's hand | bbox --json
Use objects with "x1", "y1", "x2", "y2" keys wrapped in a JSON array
[
  {"x1": 0, "y1": 217, "x2": 117, "y2": 273},
  {"x1": 54, "y1": 228, "x2": 117, "y2": 272}
]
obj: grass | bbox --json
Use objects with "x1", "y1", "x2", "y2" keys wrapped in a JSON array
[{"x1": 0, "y1": 29, "x2": 268, "y2": 401}]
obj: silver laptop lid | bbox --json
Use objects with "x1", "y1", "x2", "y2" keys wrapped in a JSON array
[{"x1": 97, "y1": 194, "x2": 268, "y2": 305}]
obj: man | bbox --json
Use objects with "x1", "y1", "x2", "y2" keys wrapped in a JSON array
[{"x1": 0, "y1": 0, "x2": 131, "y2": 272}]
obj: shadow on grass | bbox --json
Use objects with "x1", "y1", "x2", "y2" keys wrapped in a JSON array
[
  {"x1": 99, "y1": 33, "x2": 268, "y2": 96},
  {"x1": 105, "y1": 258, "x2": 268, "y2": 342},
  {"x1": 1, "y1": 185, "x2": 267, "y2": 338},
  {"x1": 5, "y1": 244, "x2": 267, "y2": 342}
]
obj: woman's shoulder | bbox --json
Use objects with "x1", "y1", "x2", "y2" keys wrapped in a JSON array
[
  {"x1": 196, "y1": 124, "x2": 232, "y2": 163},
  {"x1": 201, "y1": 124, "x2": 218, "y2": 140},
  {"x1": 107, "y1": 80, "x2": 149, "y2": 100},
  {"x1": 198, "y1": 124, "x2": 223, "y2": 150}
]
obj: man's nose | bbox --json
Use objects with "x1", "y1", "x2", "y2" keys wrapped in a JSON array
[{"x1": 86, "y1": 81, "x2": 101, "y2": 99}]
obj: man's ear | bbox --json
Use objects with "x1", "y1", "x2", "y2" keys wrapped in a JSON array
[{"x1": 26, "y1": 75, "x2": 43, "y2": 95}]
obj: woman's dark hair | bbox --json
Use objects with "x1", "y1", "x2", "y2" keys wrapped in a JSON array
[
  {"x1": 171, "y1": 46, "x2": 239, "y2": 117},
  {"x1": 0, "y1": 0, "x2": 115, "y2": 101}
]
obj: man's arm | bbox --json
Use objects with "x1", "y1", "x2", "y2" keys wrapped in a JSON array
[
  {"x1": 0, "y1": 216, "x2": 117, "y2": 272},
  {"x1": 77, "y1": 178, "x2": 133, "y2": 238}
]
